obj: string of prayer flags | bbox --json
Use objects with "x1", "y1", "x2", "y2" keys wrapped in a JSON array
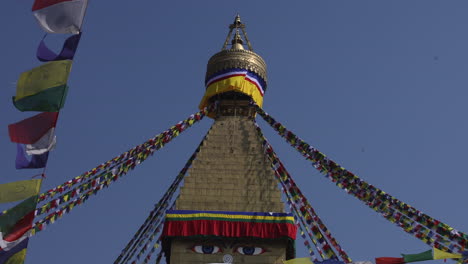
[
  {"x1": 0, "y1": 195, "x2": 40, "y2": 263},
  {"x1": 258, "y1": 109, "x2": 458, "y2": 252},
  {"x1": 134, "y1": 224, "x2": 164, "y2": 263},
  {"x1": 284, "y1": 257, "x2": 314, "y2": 264},
  {"x1": 116, "y1": 137, "x2": 207, "y2": 264},
  {"x1": 13, "y1": 60, "x2": 71, "y2": 112},
  {"x1": 0, "y1": 0, "x2": 87, "y2": 260},
  {"x1": 15, "y1": 145, "x2": 49, "y2": 169},
  {"x1": 30, "y1": 109, "x2": 210, "y2": 238},
  {"x1": 36, "y1": 108, "x2": 209, "y2": 204},
  {"x1": 255, "y1": 123, "x2": 351, "y2": 263},
  {"x1": 8, "y1": 112, "x2": 58, "y2": 144},
  {"x1": 0, "y1": 180, "x2": 42, "y2": 204},
  {"x1": 376, "y1": 258, "x2": 405, "y2": 264},
  {"x1": 255, "y1": 106, "x2": 468, "y2": 251},
  {"x1": 155, "y1": 251, "x2": 163, "y2": 264},
  {"x1": 402, "y1": 248, "x2": 462, "y2": 263},
  {"x1": 37, "y1": 33, "x2": 81, "y2": 62},
  {"x1": 32, "y1": 0, "x2": 88, "y2": 34}
]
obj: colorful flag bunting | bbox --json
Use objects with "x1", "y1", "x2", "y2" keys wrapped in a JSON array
[
  {"x1": 32, "y1": 0, "x2": 88, "y2": 34},
  {"x1": 13, "y1": 61, "x2": 71, "y2": 112},
  {"x1": 0, "y1": 179, "x2": 42, "y2": 204},
  {"x1": 16, "y1": 144, "x2": 49, "y2": 169},
  {"x1": 25, "y1": 128, "x2": 56, "y2": 155},
  {"x1": 375, "y1": 257, "x2": 405, "y2": 264},
  {"x1": 8, "y1": 112, "x2": 58, "y2": 144},
  {"x1": 0, "y1": 195, "x2": 39, "y2": 263},
  {"x1": 283, "y1": 257, "x2": 314, "y2": 264},
  {"x1": 37, "y1": 33, "x2": 81, "y2": 62},
  {"x1": 256, "y1": 107, "x2": 468, "y2": 251}
]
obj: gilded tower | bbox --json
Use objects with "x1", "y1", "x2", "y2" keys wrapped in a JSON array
[{"x1": 161, "y1": 16, "x2": 296, "y2": 264}]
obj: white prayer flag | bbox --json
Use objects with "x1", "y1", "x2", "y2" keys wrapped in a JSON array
[{"x1": 32, "y1": 0, "x2": 88, "y2": 34}]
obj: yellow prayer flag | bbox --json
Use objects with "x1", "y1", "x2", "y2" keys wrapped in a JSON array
[
  {"x1": 0, "y1": 179, "x2": 42, "y2": 203},
  {"x1": 284, "y1": 257, "x2": 314, "y2": 264},
  {"x1": 16, "y1": 60, "x2": 72, "y2": 100},
  {"x1": 4, "y1": 248, "x2": 27, "y2": 264},
  {"x1": 433, "y1": 248, "x2": 462, "y2": 260}
]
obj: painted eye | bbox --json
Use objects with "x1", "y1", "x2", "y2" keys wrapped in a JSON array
[
  {"x1": 236, "y1": 246, "x2": 265, "y2": 255},
  {"x1": 192, "y1": 245, "x2": 222, "y2": 254}
]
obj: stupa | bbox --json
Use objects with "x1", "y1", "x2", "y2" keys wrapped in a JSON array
[{"x1": 161, "y1": 15, "x2": 296, "y2": 264}]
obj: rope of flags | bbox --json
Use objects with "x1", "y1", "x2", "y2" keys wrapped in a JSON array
[
  {"x1": 29, "y1": 108, "x2": 209, "y2": 237},
  {"x1": 9, "y1": 0, "x2": 88, "y2": 170},
  {"x1": 255, "y1": 106, "x2": 467, "y2": 254},
  {"x1": 134, "y1": 220, "x2": 164, "y2": 263},
  {"x1": 1, "y1": 1, "x2": 89, "y2": 263},
  {"x1": 35, "y1": 109, "x2": 207, "y2": 212},
  {"x1": 116, "y1": 134, "x2": 207, "y2": 264},
  {"x1": 254, "y1": 121, "x2": 352, "y2": 263}
]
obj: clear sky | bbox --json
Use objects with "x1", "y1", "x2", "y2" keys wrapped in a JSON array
[{"x1": 1, "y1": 1, "x2": 468, "y2": 263}]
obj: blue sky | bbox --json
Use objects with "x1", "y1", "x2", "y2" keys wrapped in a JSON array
[{"x1": 1, "y1": 1, "x2": 468, "y2": 263}]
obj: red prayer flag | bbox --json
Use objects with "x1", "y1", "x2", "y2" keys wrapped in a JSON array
[
  {"x1": 376, "y1": 257, "x2": 405, "y2": 264},
  {"x1": 8, "y1": 112, "x2": 58, "y2": 144},
  {"x1": 32, "y1": 0, "x2": 74, "y2": 11}
]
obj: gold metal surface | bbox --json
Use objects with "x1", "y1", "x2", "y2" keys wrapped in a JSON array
[
  {"x1": 210, "y1": 15, "x2": 267, "y2": 84},
  {"x1": 206, "y1": 49, "x2": 267, "y2": 83}
]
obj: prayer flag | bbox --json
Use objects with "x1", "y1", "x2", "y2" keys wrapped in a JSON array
[
  {"x1": 8, "y1": 112, "x2": 58, "y2": 144},
  {"x1": 37, "y1": 33, "x2": 81, "y2": 62},
  {"x1": 0, "y1": 179, "x2": 42, "y2": 204},
  {"x1": 16, "y1": 144, "x2": 49, "y2": 169},
  {"x1": 432, "y1": 248, "x2": 462, "y2": 260},
  {"x1": 32, "y1": 0, "x2": 88, "y2": 34},
  {"x1": 375, "y1": 257, "x2": 405, "y2": 264},
  {"x1": 0, "y1": 195, "x2": 39, "y2": 263},
  {"x1": 402, "y1": 250, "x2": 433, "y2": 262},
  {"x1": 284, "y1": 257, "x2": 314, "y2": 264},
  {"x1": 25, "y1": 128, "x2": 56, "y2": 155},
  {"x1": 13, "y1": 61, "x2": 71, "y2": 112},
  {"x1": 401, "y1": 248, "x2": 463, "y2": 263}
]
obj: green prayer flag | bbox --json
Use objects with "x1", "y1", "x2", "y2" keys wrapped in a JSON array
[
  {"x1": 0, "y1": 195, "x2": 38, "y2": 235},
  {"x1": 402, "y1": 250, "x2": 433, "y2": 263},
  {"x1": 13, "y1": 85, "x2": 68, "y2": 112}
]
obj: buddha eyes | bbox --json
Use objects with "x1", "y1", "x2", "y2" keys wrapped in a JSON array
[
  {"x1": 191, "y1": 245, "x2": 222, "y2": 254},
  {"x1": 191, "y1": 245, "x2": 265, "y2": 255},
  {"x1": 235, "y1": 246, "x2": 265, "y2": 255}
]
